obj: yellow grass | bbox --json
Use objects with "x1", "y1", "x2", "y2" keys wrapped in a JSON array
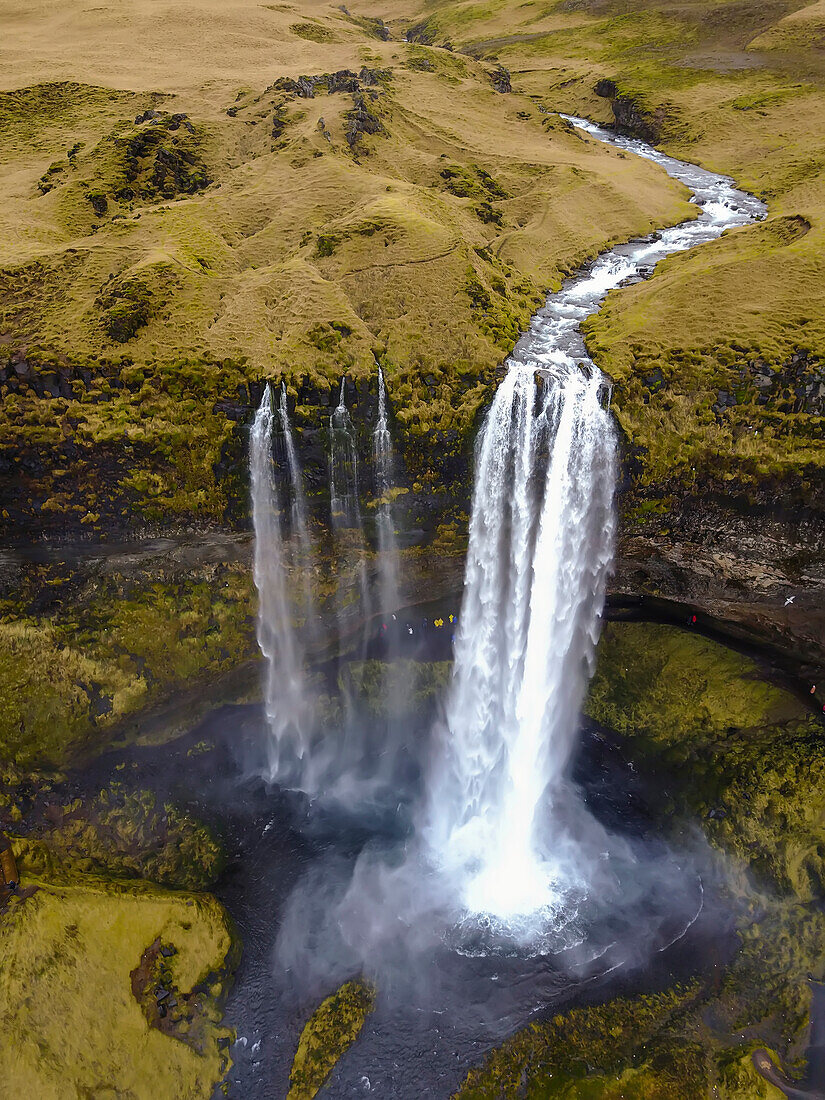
[{"x1": 0, "y1": 871, "x2": 234, "y2": 1099}]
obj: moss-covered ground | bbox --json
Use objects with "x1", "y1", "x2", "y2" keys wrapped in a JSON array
[
  {"x1": 455, "y1": 621, "x2": 825, "y2": 1096},
  {"x1": 10, "y1": 783, "x2": 224, "y2": 891},
  {"x1": 0, "y1": 869, "x2": 236, "y2": 1098},
  {"x1": 288, "y1": 979, "x2": 376, "y2": 1099},
  {"x1": 0, "y1": 554, "x2": 255, "y2": 768}
]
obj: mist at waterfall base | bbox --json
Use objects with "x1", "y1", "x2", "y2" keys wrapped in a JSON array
[
  {"x1": 270, "y1": 365, "x2": 709, "y2": 1022},
  {"x1": 247, "y1": 115, "x2": 764, "y2": 1037}
]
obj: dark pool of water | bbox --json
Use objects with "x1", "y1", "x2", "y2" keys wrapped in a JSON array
[{"x1": 69, "y1": 642, "x2": 737, "y2": 1100}]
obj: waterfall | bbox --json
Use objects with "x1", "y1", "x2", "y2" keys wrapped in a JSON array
[
  {"x1": 329, "y1": 378, "x2": 361, "y2": 529},
  {"x1": 328, "y1": 378, "x2": 371, "y2": 656},
  {"x1": 373, "y1": 366, "x2": 400, "y2": 618},
  {"x1": 427, "y1": 363, "x2": 616, "y2": 920},
  {"x1": 251, "y1": 384, "x2": 311, "y2": 779},
  {"x1": 279, "y1": 383, "x2": 316, "y2": 639}
]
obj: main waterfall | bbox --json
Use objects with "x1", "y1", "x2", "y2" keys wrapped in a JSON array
[
  {"x1": 424, "y1": 114, "x2": 764, "y2": 924},
  {"x1": 427, "y1": 364, "x2": 616, "y2": 920}
]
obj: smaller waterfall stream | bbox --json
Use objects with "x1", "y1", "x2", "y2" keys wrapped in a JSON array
[
  {"x1": 250, "y1": 385, "x2": 311, "y2": 778},
  {"x1": 278, "y1": 384, "x2": 316, "y2": 639},
  {"x1": 373, "y1": 366, "x2": 401, "y2": 618},
  {"x1": 328, "y1": 378, "x2": 371, "y2": 681},
  {"x1": 329, "y1": 379, "x2": 361, "y2": 530}
]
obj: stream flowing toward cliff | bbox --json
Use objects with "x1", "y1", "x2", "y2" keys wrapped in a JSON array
[{"x1": 231, "y1": 114, "x2": 768, "y2": 1095}]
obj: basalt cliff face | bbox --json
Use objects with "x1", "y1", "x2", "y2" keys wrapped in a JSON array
[{"x1": 1, "y1": 0, "x2": 825, "y2": 765}]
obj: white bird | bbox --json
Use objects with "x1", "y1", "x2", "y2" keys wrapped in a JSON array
[{"x1": 785, "y1": 595, "x2": 795, "y2": 606}]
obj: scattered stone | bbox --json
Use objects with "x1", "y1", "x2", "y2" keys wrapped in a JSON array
[
  {"x1": 133, "y1": 109, "x2": 163, "y2": 125},
  {"x1": 345, "y1": 93, "x2": 383, "y2": 147}
]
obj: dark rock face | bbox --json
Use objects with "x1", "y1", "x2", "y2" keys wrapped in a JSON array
[
  {"x1": 614, "y1": 495, "x2": 825, "y2": 680},
  {"x1": 274, "y1": 68, "x2": 391, "y2": 101},
  {"x1": 490, "y1": 66, "x2": 512, "y2": 93},
  {"x1": 405, "y1": 20, "x2": 436, "y2": 44},
  {"x1": 594, "y1": 79, "x2": 665, "y2": 144},
  {"x1": 345, "y1": 93, "x2": 383, "y2": 146}
]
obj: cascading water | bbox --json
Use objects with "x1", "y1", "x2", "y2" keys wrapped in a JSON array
[
  {"x1": 427, "y1": 364, "x2": 616, "y2": 921},
  {"x1": 329, "y1": 378, "x2": 361, "y2": 530},
  {"x1": 373, "y1": 366, "x2": 400, "y2": 618},
  {"x1": 278, "y1": 383, "x2": 317, "y2": 640},
  {"x1": 328, "y1": 378, "x2": 371, "y2": 668},
  {"x1": 427, "y1": 115, "x2": 765, "y2": 927},
  {"x1": 250, "y1": 384, "x2": 311, "y2": 778}
]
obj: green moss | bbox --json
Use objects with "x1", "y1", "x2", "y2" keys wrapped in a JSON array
[
  {"x1": 457, "y1": 985, "x2": 700, "y2": 1098},
  {"x1": 288, "y1": 980, "x2": 375, "y2": 1099},
  {"x1": 0, "y1": 874, "x2": 234, "y2": 1098},
  {"x1": 0, "y1": 567, "x2": 254, "y2": 768},
  {"x1": 340, "y1": 659, "x2": 451, "y2": 717},
  {"x1": 586, "y1": 622, "x2": 805, "y2": 747},
  {"x1": 290, "y1": 21, "x2": 336, "y2": 43},
  {"x1": 13, "y1": 786, "x2": 224, "y2": 890},
  {"x1": 586, "y1": 622, "x2": 825, "y2": 897},
  {"x1": 99, "y1": 275, "x2": 157, "y2": 342}
]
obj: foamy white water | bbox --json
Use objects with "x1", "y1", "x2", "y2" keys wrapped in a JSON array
[
  {"x1": 373, "y1": 366, "x2": 400, "y2": 617},
  {"x1": 278, "y1": 383, "x2": 317, "y2": 639},
  {"x1": 250, "y1": 385, "x2": 311, "y2": 777},
  {"x1": 426, "y1": 115, "x2": 766, "y2": 924}
]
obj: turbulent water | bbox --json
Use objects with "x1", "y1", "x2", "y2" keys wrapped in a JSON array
[
  {"x1": 427, "y1": 366, "x2": 616, "y2": 921},
  {"x1": 425, "y1": 116, "x2": 766, "y2": 924},
  {"x1": 250, "y1": 385, "x2": 311, "y2": 778}
]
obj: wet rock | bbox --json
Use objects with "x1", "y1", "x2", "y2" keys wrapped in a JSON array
[
  {"x1": 594, "y1": 78, "x2": 618, "y2": 99},
  {"x1": 594, "y1": 79, "x2": 665, "y2": 143}
]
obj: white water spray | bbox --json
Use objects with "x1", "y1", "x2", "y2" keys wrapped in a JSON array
[
  {"x1": 427, "y1": 364, "x2": 616, "y2": 921},
  {"x1": 328, "y1": 378, "x2": 371, "y2": 658},
  {"x1": 373, "y1": 366, "x2": 401, "y2": 617},
  {"x1": 251, "y1": 384, "x2": 311, "y2": 777},
  {"x1": 329, "y1": 379, "x2": 361, "y2": 530},
  {"x1": 278, "y1": 383, "x2": 316, "y2": 638}
]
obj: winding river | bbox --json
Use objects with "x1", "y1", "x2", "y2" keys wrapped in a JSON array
[{"x1": 74, "y1": 116, "x2": 770, "y2": 1098}]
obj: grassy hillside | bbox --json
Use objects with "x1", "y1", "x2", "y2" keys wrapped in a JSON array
[
  {"x1": 0, "y1": 1, "x2": 690, "y2": 536},
  {"x1": 390, "y1": 0, "x2": 825, "y2": 501},
  {"x1": 2, "y1": 0, "x2": 824, "y2": 756}
]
